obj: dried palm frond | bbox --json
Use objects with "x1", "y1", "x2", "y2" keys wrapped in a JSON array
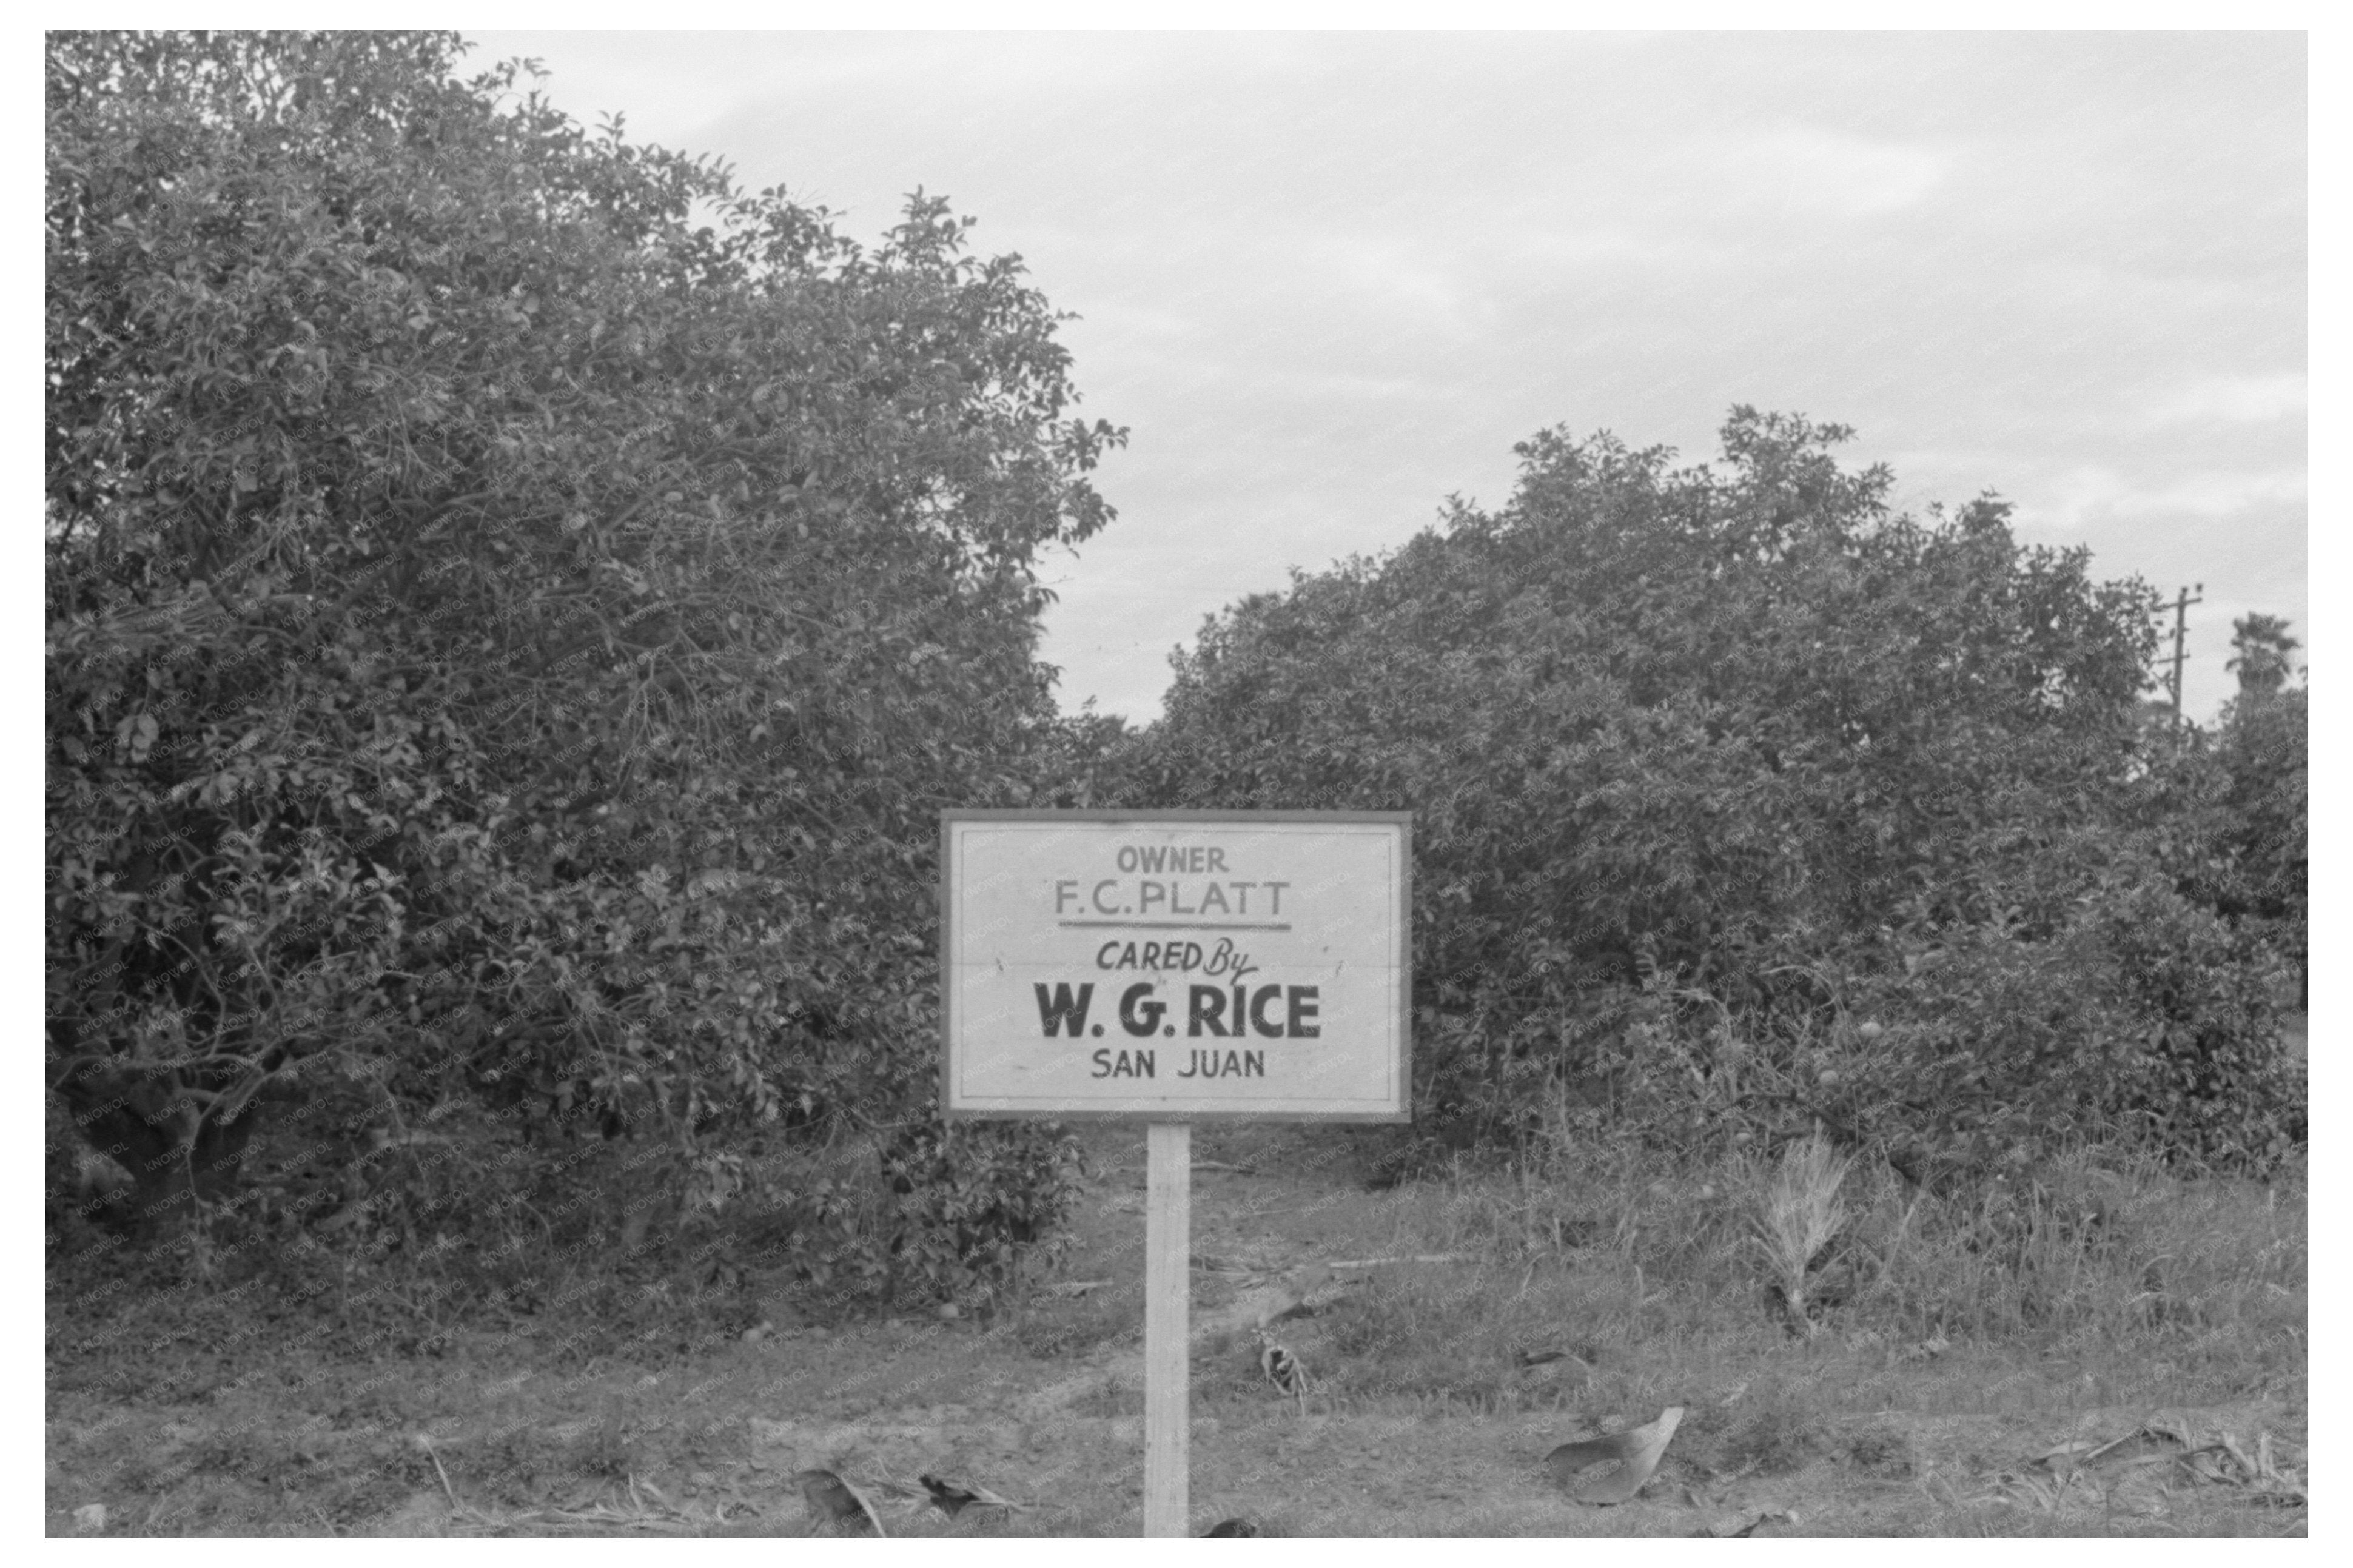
[{"x1": 794, "y1": 1468, "x2": 886, "y2": 1536}]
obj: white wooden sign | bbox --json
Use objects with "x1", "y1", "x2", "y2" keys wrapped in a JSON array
[
  {"x1": 940, "y1": 809, "x2": 1411, "y2": 1535},
  {"x1": 940, "y1": 810, "x2": 1411, "y2": 1121}
]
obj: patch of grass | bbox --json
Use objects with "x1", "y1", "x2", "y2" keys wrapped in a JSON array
[
  {"x1": 1873, "y1": 1506, "x2": 2304, "y2": 1538},
  {"x1": 1673, "y1": 1380, "x2": 1836, "y2": 1478},
  {"x1": 45, "y1": 1125, "x2": 2304, "y2": 1536},
  {"x1": 1838, "y1": 1419, "x2": 1914, "y2": 1478},
  {"x1": 1850, "y1": 1147, "x2": 2308, "y2": 1355},
  {"x1": 1012, "y1": 1285, "x2": 1137, "y2": 1359},
  {"x1": 1315, "y1": 1257, "x2": 1575, "y2": 1410},
  {"x1": 560, "y1": 1402, "x2": 650, "y2": 1481},
  {"x1": 1067, "y1": 1378, "x2": 1143, "y2": 1419}
]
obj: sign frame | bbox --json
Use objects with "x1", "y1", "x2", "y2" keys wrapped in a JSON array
[{"x1": 938, "y1": 808, "x2": 1412, "y2": 1124}]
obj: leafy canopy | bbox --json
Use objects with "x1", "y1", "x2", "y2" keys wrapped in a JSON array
[
  {"x1": 47, "y1": 30, "x2": 1119, "y2": 1284},
  {"x1": 1132, "y1": 411, "x2": 2295, "y2": 1172},
  {"x1": 1147, "y1": 410, "x2": 2155, "y2": 998}
]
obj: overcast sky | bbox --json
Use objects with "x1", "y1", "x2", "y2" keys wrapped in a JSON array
[{"x1": 466, "y1": 30, "x2": 2308, "y2": 725}]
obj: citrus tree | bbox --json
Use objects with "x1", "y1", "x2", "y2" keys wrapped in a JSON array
[
  {"x1": 47, "y1": 30, "x2": 1120, "y2": 1289},
  {"x1": 1131, "y1": 411, "x2": 2299, "y2": 1173}
]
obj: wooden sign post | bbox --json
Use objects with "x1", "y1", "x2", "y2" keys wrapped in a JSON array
[
  {"x1": 1143, "y1": 1121, "x2": 1190, "y2": 1536},
  {"x1": 942, "y1": 811, "x2": 1411, "y2": 1536}
]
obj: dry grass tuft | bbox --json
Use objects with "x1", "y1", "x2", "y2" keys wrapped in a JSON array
[{"x1": 1748, "y1": 1133, "x2": 1853, "y2": 1336}]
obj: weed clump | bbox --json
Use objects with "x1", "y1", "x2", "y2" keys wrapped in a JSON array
[
  {"x1": 1839, "y1": 1421, "x2": 1913, "y2": 1477},
  {"x1": 1748, "y1": 1134, "x2": 1854, "y2": 1338}
]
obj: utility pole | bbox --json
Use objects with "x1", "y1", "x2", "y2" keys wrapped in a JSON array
[{"x1": 2162, "y1": 583, "x2": 2203, "y2": 731}]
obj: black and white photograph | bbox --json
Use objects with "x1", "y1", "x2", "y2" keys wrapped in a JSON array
[{"x1": 42, "y1": 22, "x2": 2310, "y2": 1539}]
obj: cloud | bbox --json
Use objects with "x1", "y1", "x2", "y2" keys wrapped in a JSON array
[
  {"x1": 1307, "y1": 234, "x2": 1476, "y2": 324},
  {"x1": 1058, "y1": 297, "x2": 1203, "y2": 347},
  {"x1": 1732, "y1": 127, "x2": 1953, "y2": 218},
  {"x1": 2134, "y1": 372, "x2": 2307, "y2": 427},
  {"x1": 1502, "y1": 223, "x2": 1702, "y2": 271},
  {"x1": 2031, "y1": 463, "x2": 2308, "y2": 534},
  {"x1": 1267, "y1": 367, "x2": 1428, "y2": 403}
]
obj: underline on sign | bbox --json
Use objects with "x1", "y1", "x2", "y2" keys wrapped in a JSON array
[{"x1": 1058, "y1": 920, "x2": 1294, "y2": 931}]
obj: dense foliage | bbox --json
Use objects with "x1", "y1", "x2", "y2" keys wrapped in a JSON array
[
  {"x1": 46, "y1": 30, "x2": 1120, "y2": 1306},
  {"x1": 2209, "y1": 684, "x2": 2308, "y2": 980},
  {"x1": 2147, "y1": 617, "x2": 2308, "y2": 1007},
  {"x1": 1130, "y1": 412, "x2": 2301, "y2": 1178},
  {"x1": 2212, "y1": 617, "x2": 2308, "y2": 971}
]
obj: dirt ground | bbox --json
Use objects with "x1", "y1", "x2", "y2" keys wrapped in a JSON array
[{"x1": 45, "y1": 1122, "x2": 2307, "y2": 1537}]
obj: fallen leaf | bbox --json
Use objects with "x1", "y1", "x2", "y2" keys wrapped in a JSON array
[
  {"x1": 1515, "y1": 1346, "x2": 1596, "y2": 1373},
  {"x1": 1256, "y1": 1262, "x2": 1334, "y2": 1327},
  {"x1": 795, "y1": 1469, "x2": 885, "y2": 1536},
  {"x1": 918, "y1": 1473, "x2": 1025, "y2": 1516},
  {"x1": 1730, "y1": 1508, "x2": 1801, "y2": 1536},
  {"x1": 1546, "y1": 1405, "x2": 1685, "y2": 1505}
]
